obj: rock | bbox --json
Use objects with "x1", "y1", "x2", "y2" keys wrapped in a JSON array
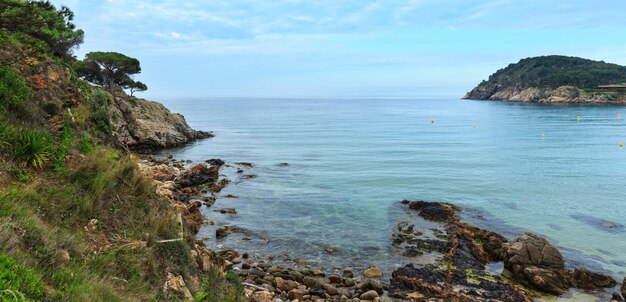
[
  {"x1": 343, "y1": 269, "x2": 354, "y2": 278},
  {"x1": 344, "y1": 278, "x2": 356, "y2": 287},
  {"x1": 621, "y1": 277, "x2": 625, "y2": 298},
  {"x1": 501, "y1": 232, "x2": 573, "y2": 294},
  {"x1": 288, "y1": 289, "x2": 304, "y2": 301},
  {"x1": 205, "y1": 158, "x2": 225, "y2": 166},
  {"x1": 252, "y1": 290, "x2": 274, "y2": 302},
  {"x1": 290, "y1": 271, "x2": 304, "y2": 282},
  {"x1": 303, "y1": 277, "x2": 320, "y2": 289},
  {"x1": 57, "y1": 249, "x2": 71, "y2": 262},
  {"x1": 108, "y1": 96, "x2": 213, "y2": 149},
  {"x1": 312, "y1": 269, "x2": 325, "y2": 277},
  {"x1": 571, "y1": 269, "x2": 617, "y2": 289},
  {"x1": 328, "y1": 275, "x2": 342, "y2": 284},
  {"x1": 214, "y1": 208, "x2": 237, "y2": 215},
  {"x1": 323, "y1": 284, "x2": 339, "y2": 296},
  {"x1": 308, "y1": 288, "x2": 326, "y2": 298},
  {"x1": 363, "y1": 267, "x2": 383, "y2": 278},
  {"x1": 612, "y1": 292, "x2": 624, "y2": 302},
  {"x1": 216, "y1": 226, "x2": 229, "y2": 239},
  {"x1": 325, "y1": 247, "x2": 338, "y2": 254},
  {"x1": 275, "y1": 277, "x2": 297, "y2": 292},
  {"x1": 406, "y1": 200, "x2": 454, "y2": 222},
  {"x1": 162, "y1": 273, "x2": 194, "y2": 301},
  {"x1": 523, "y1": 266, "x2": 570, "y2": 295},
  {"x1": 356, "y1": 279, "x2": 383, "y2": 294},
  {"x1": 360, "y1": 290, "x2": 379, "y2": 300},
  {"x1": 176, "y1": 164, "x2": 218, "y2": 187}
]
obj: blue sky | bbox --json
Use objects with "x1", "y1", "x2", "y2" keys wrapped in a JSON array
[{"x1": 51, "y1": 0, "x2": 626, "y2": 98}]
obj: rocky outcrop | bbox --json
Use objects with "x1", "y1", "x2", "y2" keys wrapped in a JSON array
[
  {"x1": 390, "y1": 200, "x2": 619, "y2": 301},
  {"x1": 502, "y1": 232, "x2": 617, "y2": 295},
  {"x1": 464, "y1": 85, "x2": 626, "y2": 103},
  {"x1": 108, "y1": 96, "x2": 212, "y2": 149}
]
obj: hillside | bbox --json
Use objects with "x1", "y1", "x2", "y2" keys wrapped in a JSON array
[
  {"x1": 0, "y1": 1, "x2": 239, "y2": 301},
  {"x1": 464, "y1": 56, "x2": 626, "y2": 103}
]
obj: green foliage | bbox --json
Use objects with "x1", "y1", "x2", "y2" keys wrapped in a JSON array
[
  {"x1": 0, "y1": 65, "x2": 30, "y2": 113},
  {"x1": 9, "y1": 128, "x2": 54, "y2": 169},
  {"x1": 194, "y1": 270, "x2": 246, "y2": 302},
  {"x1": 481, "y1": 55, "x2": 626, "y2": 90},
  {"x1": 54, "y1": 114, "x2": 72, "y2": 171},
  {"x1": 0, "y1": 254, "x2": 45, "y2": 301},
  {"x1": 80, "y1": 133, "x2": 93, "y2": 153},
  {"x1": 76, "y1": 52, "x2": 142, "y2": 92},
  {"x1": 123, "y1": 79, "x2": 148, "y2": 96},
  {"x1": 0, "y1": 0, "x2": 84, "y2": 60},
  {"x1": 88, "y1": 90, "x2": 112, "y2": 134}
]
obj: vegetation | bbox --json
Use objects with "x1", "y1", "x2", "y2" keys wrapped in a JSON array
[
  {"x1": 480, "y1": 55, "x2": 626, "y2": 89},
  {"x1": 76, "y1": 51, "x2": 148, "y2": 95},
  {"x1": 0, "y1": 1, "x2": 239, "y2": 301},
  {"x1": 0, "y1": 0, "x2": 84, "y2": 61}
]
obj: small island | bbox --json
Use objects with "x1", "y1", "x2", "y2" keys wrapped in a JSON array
[{"x1": 464, "y1": 55, "x2": 626, "y2": 103}]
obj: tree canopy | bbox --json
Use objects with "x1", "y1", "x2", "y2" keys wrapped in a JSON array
[
  {"x1": 76, "y1": 51, "x2": 147, "y2": 94},
  {"x1": 481, "y1": 56, "x2": 626, "y2": 89},
  {"x1": 0, "y1": 0, "x2": 84, "y2": 60}
]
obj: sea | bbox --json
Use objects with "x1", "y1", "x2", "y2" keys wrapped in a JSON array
[{"x1": 158, "y1": 98, "x2": 626, "y2": 293}]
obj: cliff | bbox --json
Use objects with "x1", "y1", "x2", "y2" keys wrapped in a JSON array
[
  {"x1": 464, "y1": 55, "x2": 626, "y2": 103},
  {"x1": 108, "y1": 96, "x2": 213, "y2": 150}
]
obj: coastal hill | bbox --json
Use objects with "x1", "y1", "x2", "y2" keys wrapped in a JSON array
[{"x1": 464, "y1": 55, "x2": 626, "y2": 103}]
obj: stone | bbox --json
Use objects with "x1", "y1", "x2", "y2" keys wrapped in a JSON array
[
  {"x1": 275, "y1": 277, "x2": 298, "y2": 292},
  {"x1": 363, "y1": 267, "x2": 383, "y2": 278},
  {"x1": 323, "y1": 284, "x2": 339, "y2": 296},
  {"x1": 328, "y1": 275, "x2": 343, "y2": 284},
  {"x1": 523, "y1": 266, "x2": 570, "y2": 295},
  {"x1": 503, "y1": 233, "x2": 564, "y2": 269},
  {"x1": 108, "y1": 96, "x2": 213, "y2": 149},
  {"x1": 303, "y1": 277, "x2": 320, "y2": 289},
  {"x1": 312, "y1": 269, "x2": 325, "y2": 277},
  {"x1": 162, "y1": 273, "x2": 194, "y2": 301},
  {"x1": 343, "y1": 269, "x2": 355, "y2": 278},
  {"x1": 571, "y1": 269, "x2": 617, "y2": 289},
  {"x1": 621, "y1": 277, "x2": 626, "y2": 298},
  {"x1": 325, "y1": 247, "x2": 339, "y2": 254},
  {"x1": 344, "y1": 278, "x2": 356, "y2": 287},
  {"x1": 214, "y1": 208, "x2": 237, "y2": 215},
  {"x1": 216, "y1": 226, "x2": 230, "y2": 238},
  {"x1": 360, "y1": 290, "x2": 379, "y2": 300},
  {"x1": 252, "y1": 290, "x2": 274, "y2": 302}
]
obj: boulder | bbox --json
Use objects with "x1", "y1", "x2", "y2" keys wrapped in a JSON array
[
  {"x1": 571, "y1": 269, "x2": 617, "y2": 289},
  {"x1": 323, "y1": 284, "x2": 339, "y2": 296},
  {"x1": 288, "y1": 289, "x2": 304, "y2": 301},
  {"x1": 162, "y1": 273, "x2": 194, "y2": 301},
  {"x1": 503, "y1": 232, "x2": 569, "y2": 295},
  {"x1": 622, "y1": 277, "x2": 625, "y2": 298},
  {"x1": 108, "y1": 96, "x2": 212, "y2": 149},
  {"x1": 363, "y1": 267, "x2": 383, "y2": 278},
  {"x1": 503, "y1": 233, "x2": 564, "y2": 270},
  {"x1": 252, "y1": 290, "x2": 273, "y2": 302},
  {"x1": 360, "y1": 290, "x2": 379, "y2": 300}
]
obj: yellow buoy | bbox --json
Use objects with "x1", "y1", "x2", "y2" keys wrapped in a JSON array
[
  {"x1": 541, "y1": 134, "x2": 545, "y2": 139},
  {"x1": 577, "y1": 115, "x2": 580, "y2": 121},
  {"x1": 431, "y1": 120, "x2": 435, "y2": 124},
  {"x1": 620, "y1": 143, "x2": 624, "y2": 148}
]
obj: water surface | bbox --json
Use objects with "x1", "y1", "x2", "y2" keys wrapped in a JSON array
[{"x1": 159, "y1": 98, "x2": 626, "y2": 278}]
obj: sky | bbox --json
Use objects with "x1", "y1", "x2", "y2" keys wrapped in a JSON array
[{"x1": 50, "y1": 0, "x2": 626, "y2": 99}]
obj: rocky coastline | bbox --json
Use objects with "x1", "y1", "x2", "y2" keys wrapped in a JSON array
[
  {"x1": 137, "y1": 155, "x2": 626, "y2": 302},
  {"x1": 463, "y1": 85, "x2": 626, "y2": 104}
]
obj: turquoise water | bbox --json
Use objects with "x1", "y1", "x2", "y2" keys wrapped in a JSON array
[{"x1": 160, "y1": 98, "x2": 626, "y2": 277}]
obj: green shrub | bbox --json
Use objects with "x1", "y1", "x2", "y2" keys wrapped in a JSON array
[
  {"x1": 0, "y1": 66, "x2": 30, "y2": 113},
  {"x1": 54, "y1": 115, "x2": 72, "y2": 171},
  {"x1": 10, "y1": 129, "x2": 54, "y2": 169},
  {"x1": 88, "y1": 90, "x2": 112, "y2": 134},
  {"x1": 0, "y1": 253, "x2": 45, "y2": 301},
  {"x1": 195, "y1": 270, "x2": 245, "y2": 302}
]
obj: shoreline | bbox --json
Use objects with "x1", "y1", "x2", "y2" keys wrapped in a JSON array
[{"x1": 137, "y1": 153, "x2": 625, "y2": 302}]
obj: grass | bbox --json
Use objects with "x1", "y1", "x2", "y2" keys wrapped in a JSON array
[
  {"x1": 194, "y1": 270, "x2": 246, "y2": 302},
  {"x1": 0, "y1": 254, "x2": 44, "y2": 301},
  {"x1": 0, "y1": 65, "x2": 30, "y2": 113},
  {"x1": 0, "y1": 149, "x2": 196, "y2": 300}
]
